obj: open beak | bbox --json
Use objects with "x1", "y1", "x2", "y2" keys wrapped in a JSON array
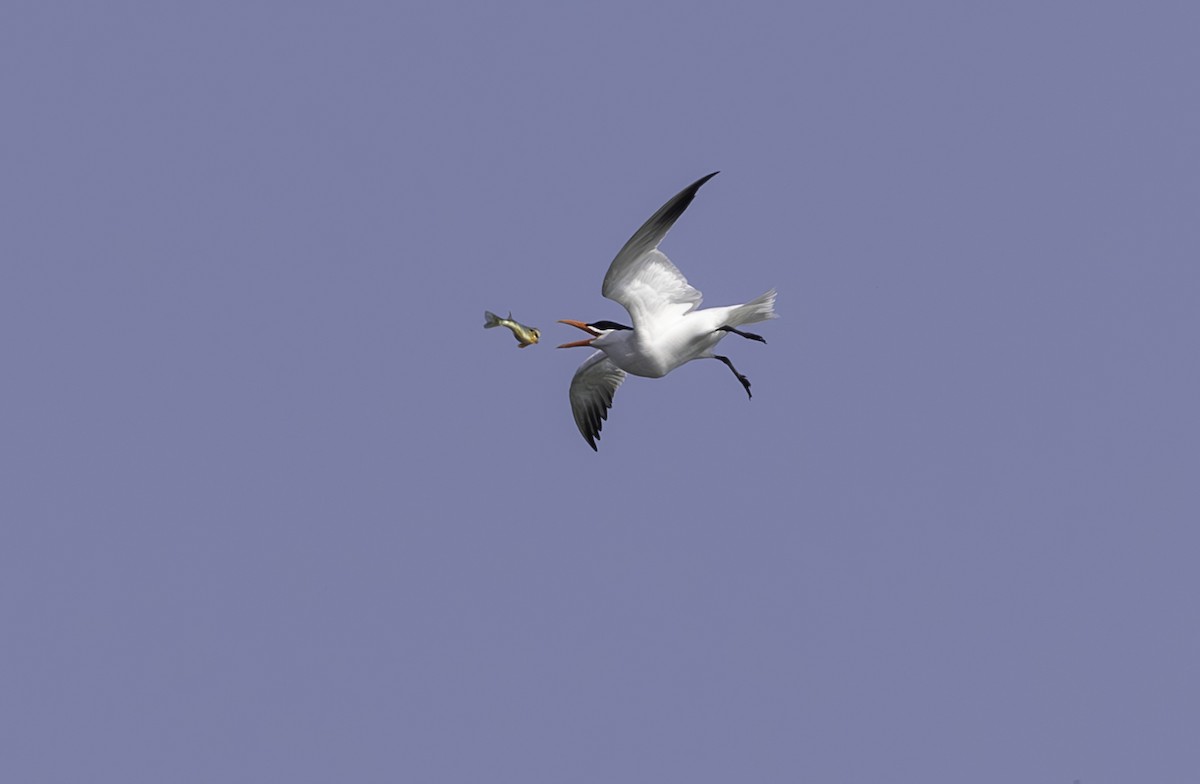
[{"x1": 557, "y1": 319, "x2": 600, "y2": 348}]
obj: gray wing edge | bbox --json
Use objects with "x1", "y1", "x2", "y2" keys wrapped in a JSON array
[
  {"x1": 569, "y1": 352, "x2": 628, "y2": 451},
  {"x1": 601, "y1": 171, "x2": 719, "y2": 299}
]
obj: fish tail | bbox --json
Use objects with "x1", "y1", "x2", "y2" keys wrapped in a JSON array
[{"x1": 483, "y1": 310, "x2": 502, "y2": 328}]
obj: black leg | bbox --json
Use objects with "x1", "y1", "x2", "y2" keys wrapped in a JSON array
[
  {"x1": 714, "y1": 355, "x2": 752, "y2": 399},
  {"x1": 716, "y1": 325, "x2": 766, "y2": 343}
]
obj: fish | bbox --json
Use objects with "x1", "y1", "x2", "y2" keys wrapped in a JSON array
[{"x1": 484, "y1": 310, "x2": 541, "y2": 348}]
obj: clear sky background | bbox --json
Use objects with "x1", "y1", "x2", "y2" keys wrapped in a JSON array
[{"x1": 3, "y1": 2, "x2": 1198, "y2": 782}]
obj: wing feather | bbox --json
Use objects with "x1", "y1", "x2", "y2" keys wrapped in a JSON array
[
  {"x1": 568, "y1": 351, "x2": 627, "y2": 451},
  {"x1": 601, "y1": 172, "x2": 717, "y2": 332}
]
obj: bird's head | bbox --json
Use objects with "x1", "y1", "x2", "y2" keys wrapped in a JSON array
[{"x1": 556, "y1": 320, "x2": 632, "y2": 348}]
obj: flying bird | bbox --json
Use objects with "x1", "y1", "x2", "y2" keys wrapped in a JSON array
[{"x1": 558, "y1": 172, "x2": 777, "y2": 450}]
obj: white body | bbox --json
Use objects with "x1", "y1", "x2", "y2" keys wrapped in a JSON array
[{"x1": 593, "y1": 295, "x2": 776, "y2": 378}]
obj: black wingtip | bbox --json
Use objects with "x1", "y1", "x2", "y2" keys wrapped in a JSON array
[
  {"x1": 657, "y1": 171, "x2": 721, "y2": 228},
  {"x1": 694, "y1": 171, "x2": 719, "y2": 189},
  {"x1": 674, "y1": 171, "x2": 719, "y2": 203}
]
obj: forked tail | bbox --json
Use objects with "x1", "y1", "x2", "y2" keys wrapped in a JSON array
[
  {"x1": 483, "y1": 310, "x2": 502, "y2": 328},
  {"x1": 728, "y1": 289, "x2": 777, "y2": 326}
]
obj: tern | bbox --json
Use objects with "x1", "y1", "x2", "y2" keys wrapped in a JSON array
[{"x1": 558, "y1": 172, "x2": 777, "y2": 450}]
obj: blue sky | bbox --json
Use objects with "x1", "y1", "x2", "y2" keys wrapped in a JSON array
[{"x1": 3, "y1": 2, "x2": 1198, "y2": 781}]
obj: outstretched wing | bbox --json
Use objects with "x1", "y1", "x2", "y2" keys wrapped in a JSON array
[
  {"x1": 568, "y1": 351, "x2": 627, "y2": 451},
  {"x1": 601, "y1": 172, "x2": 717, "y2": 334}
]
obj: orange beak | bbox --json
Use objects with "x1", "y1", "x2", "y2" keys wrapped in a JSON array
[{"x1": 557, "y1": 319, "x2": 600, "y2": 348}]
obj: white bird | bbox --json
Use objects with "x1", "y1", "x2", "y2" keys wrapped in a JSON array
[{"x1": 558, "y1": 172, "x2": 777, "y2": 450}]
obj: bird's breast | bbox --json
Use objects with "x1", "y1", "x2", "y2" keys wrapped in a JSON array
[{"x1": 601, "y1": 333, "x2": 707, "y2": 378}]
